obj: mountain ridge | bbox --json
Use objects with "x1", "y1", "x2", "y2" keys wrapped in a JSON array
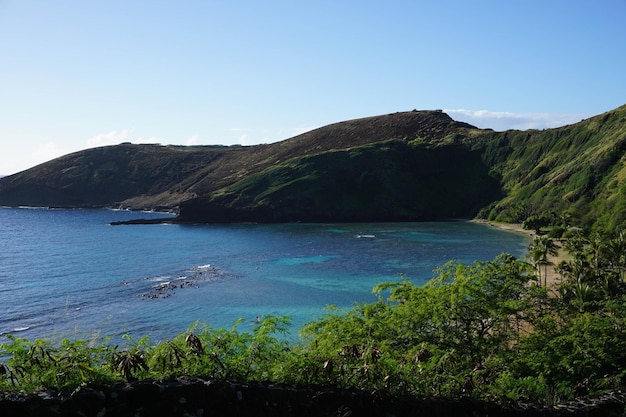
[
  {"x1": 0, "y1": 110, "x2": 474, "y2": 210},
  {"x1": 1, "y1": 105, "x2": 625, "y2": 231}
]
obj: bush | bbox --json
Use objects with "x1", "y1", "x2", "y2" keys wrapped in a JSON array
[
  {"x1": 548, "y1": 225, "x2": 567, "y2": 238},
  {"x1": 3, "y1": 246, "x2": 626, "y2": 405}
]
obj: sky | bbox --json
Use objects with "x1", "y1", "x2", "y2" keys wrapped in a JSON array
[{"x1": 1, "y1": 1, "x2": 625, "y2": 175}]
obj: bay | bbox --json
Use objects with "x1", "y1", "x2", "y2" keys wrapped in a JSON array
[{"x1": 0, "y1": 207, "x2": 529, "y2": 342}]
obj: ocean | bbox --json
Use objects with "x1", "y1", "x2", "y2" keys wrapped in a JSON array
[{"x1": 0, "y1": 207, "x2": 529, "y2": 342}]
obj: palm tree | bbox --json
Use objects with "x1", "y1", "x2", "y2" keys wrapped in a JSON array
[
  {"x1": 604, "y1": 230, "x2": 626, "y2": 283},
  {"x1": 528, "y1": 236, "x2": 559, "y2": 287},
  {"x1": 587, "y1": 232, "x2": 606, "y2": 280},
  {"x1": 556, "y1": 255, "x2": 590, "y2": 285}
]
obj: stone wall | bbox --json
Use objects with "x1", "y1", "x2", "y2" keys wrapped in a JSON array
[{"x1": 1, "y1": 377, "x2": 625, "y2": 417}]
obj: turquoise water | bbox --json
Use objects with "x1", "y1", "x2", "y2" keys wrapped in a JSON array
[{"x1": 0, "y1": 207, "x2": 529, "y2": 341}]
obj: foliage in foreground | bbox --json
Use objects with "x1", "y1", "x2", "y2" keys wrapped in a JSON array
[
  {"x1": 0, "y1": 317, "x2": 292, "y2": 395},
  {"x1": 295, "y1": 252, "x2": 624, "y2": 403},
  {"x1": 2, "y1": 234, "x2": 626, "y2": 404}
]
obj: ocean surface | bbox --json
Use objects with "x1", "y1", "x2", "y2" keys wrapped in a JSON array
[{"x1": 0, "y1": 207, "x2": 529, "y2": 342}]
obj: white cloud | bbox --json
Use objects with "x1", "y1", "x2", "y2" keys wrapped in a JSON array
[
  {"x1": 33, "y1": 141, "x2": 70, "y2": 161},
  {"x1": 231, "y1": 126, "x2": 318, "y2": 146},
  {"x1": 1, "y1": 141, "x2": 73, "y2": 175},
  {"x1": 134, "y1": 136, "x2": 162, "y2": 145},
  {"x1": 445, "y1": 109, "x2": 590, "y2": 131},
  {"x1": 87, "y1": 129, "x2": 132, "y2": 148},
  {"x1": 185, "y1": 135, "x2": 200, "y2": 146},
  {"x1": 86, "y1": 129, "x2": 164, "y2": 148},
  {"x1": 238, "y1": 134, "x2": 251, "y2": 146}
]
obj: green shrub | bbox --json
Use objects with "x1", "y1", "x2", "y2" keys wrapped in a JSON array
[{"x1": 3, "y1": 240, "x2": 626, "y2": 405}]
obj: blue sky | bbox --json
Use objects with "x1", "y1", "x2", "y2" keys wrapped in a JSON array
[{"x1": 1, "y1": 1, "x2": 624, "y2": 175}]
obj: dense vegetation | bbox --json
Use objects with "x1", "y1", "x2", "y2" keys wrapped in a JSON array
[
  {"x1": 476, "y1": 105, "x2": 626, "y2": 232},
  {"x1": 3, "y1": 228, "x2": 626, "y2": 404},
  {"x1": 160, "y1": 104, "x2": 626, "y2": 230}
]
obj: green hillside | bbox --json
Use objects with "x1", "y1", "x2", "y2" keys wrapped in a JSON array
[
  {"x1": 178, "y1": 105, "x2": 626, "y2": 231},
  {"x1": 0, "y1": 143, "x2": 238, "y2": 209},
  {"x1": 474, "y1": 104, "x2": 626, "y2": 231},
  {"x1": 0, "y1": 110, "x2": 476, "y2": 212},
  {"x1": 179, "y1": 138, "x2": 500, "y2": 222},
  {"x1": 1, "y1": 105, "x2": 625, "y2": 231}
]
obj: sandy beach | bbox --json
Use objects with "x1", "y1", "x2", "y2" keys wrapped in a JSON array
[{"x1": 472, "y1": 220, "x2": 564, "y2": 288}]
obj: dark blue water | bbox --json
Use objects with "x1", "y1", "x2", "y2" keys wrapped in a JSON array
[{"x1": 0, "y1": 207, "x2": 529, "y2": 342}]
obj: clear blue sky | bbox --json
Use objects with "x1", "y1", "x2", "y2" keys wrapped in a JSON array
[{"x1": 1, "y1": 0, "x2": 624, "y2": 175}]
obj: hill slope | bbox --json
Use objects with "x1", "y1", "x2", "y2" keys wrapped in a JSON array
[
  {"x1": 474, "y1": 104, "x2": 626, "y2": 230},
  {"x1": 0, "y1": 111, "x2": 476, "y2": 211},
  {"x1": 1, "y1": 105, "x2": 625, "y2": 231},
  {"x1": 178, "y1": 138, "x2": 500, "y2": 222}
]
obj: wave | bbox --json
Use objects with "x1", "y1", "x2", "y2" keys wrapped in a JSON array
[
  {"x1": 0, "y1": 326, "x2": 31, "y2": 336},
  {"x1": 145, "y1": 275, "x2": 172, "y2": 282},
  {"x1": 17, "y1": 206, "x2": 52, "y2": 210},
  {"x1": 11, "y1": 326, "x2": 30, "y2": 332}
]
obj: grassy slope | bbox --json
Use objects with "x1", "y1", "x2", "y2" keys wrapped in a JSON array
[
  {"x1": 0, "y1": 144, "x2": 234, "y2": 209},
  {"x1": 474, "y1": 104, "x2": 626, "y2": 231},
  {"x1": 1, "y1": 105, "x2": 626, "y2": 231},
  {"x1": 180, "y1": 105, "x2": 626, "y2": 230},
  {"x1": 181, "y1": 139, "x2": 501, "y2": 222},
  {"x1": 0, "y1": 111, "x2": 474, "y2": 211}
]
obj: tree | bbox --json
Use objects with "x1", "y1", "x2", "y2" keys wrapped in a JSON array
[
  {"x1": 298, "y1": 254, "x2": 537, "y2": 398},
  {"x1": 528, "y1": 236, "x2": 560, "y2": 287},
  {"x1": 604, "y1": 230, "x2": 626, "y2": 283},
  {"x1": 523, "y1": 215, "x2": 551, "y2": 235}
]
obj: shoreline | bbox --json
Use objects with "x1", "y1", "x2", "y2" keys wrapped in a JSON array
[
  {"x1": 470, "y1": 219, "x2": 531, "y2": 237},
  {"x1": 472, "y1": 219, "x2": 564, "y2": 288}
]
